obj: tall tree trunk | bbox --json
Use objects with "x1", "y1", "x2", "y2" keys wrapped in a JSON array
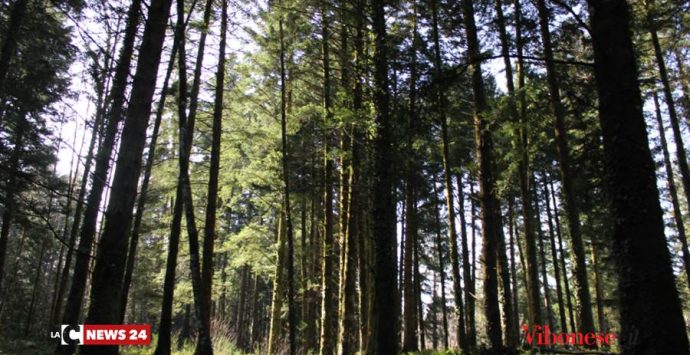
[
  {"x1": 350, "y1": 2, "x2": 369, "y2": 352},
  {"x1": 59, "y1": 0, "x2": 144, "y2": 354},
  {"x1": 268, "y1": 211, "x2": 288, "y2": 354},
  {"x1": 673, "y1": 49, "x2": 690, "y2": 127},
  {"x1": 306, "y1": 149, "x2": 321, "y2": 352},
  {"x1": 461, "y1": 0, "x2": 503, "y2": 351},
  {"x1": 541, "y1": 172, "x2": 568, "y2": 332},
  {"x1": 497, "y1": 200, "x2": 517, "y2": 348},
  {"x1": 537, "y1": 219, "x2": 554, "y2": 329},
  {"x1": 470, "y1": 179, "x2": 477, "y2": 289},
  {"x1": 301, "y1": 198, "x2": 309, "y2": 350},
  {"x1": 120, "y1": 35, "x2": 177, "y2": 324},
  {"x1": 548, "y1": 171, "x2": 576, "y2": 332},
  {"x1": 50, "y1": 123, "x2": 84, "y2": 325},
  {"x1": 498, "y1": 0, "x2": 541, "y2": 337},
  {"x1": 319, "y1": 7, "x2": 337, "y2": 355},
  {"x1": 154, "y1": 187, "x2": 184, "y2": 353},
  {"x1": 430, "y1": 0, "x2": 468, "y2": 349},
  {"x1": 589, "y1": 1, "x2": 690, "y2": 353},
  {"x1": 533, "y1": 185, "x2": 554, "y2": 329},
  {"x1": 80, "y1": 0, "x2": 172, "y2": 354},
  {"x1": 235, "y1": 266, "x2": 250, "y2": 350},
  {"x1": 536, "y1": 0, "x2": 595, "y2": 337},
  {"x1": 52, "y1": 61, "x2": 108, "y2": 326},
  {"x1": 197, "y1": 0, "x2": 226, "y2": 349},
  {"x1": 336, "y1": 6, "x2": 357, "y2": 353},
  {"x1": 590, "y1": 239, "x2": 607, "y2": 340},
  {"x1": 277, "y1": 10, "x2": 297, "y2": 354},
  {"x1": 431, "y1": 174, "x2": 450, "y2": 349},
  {"x1": 456, "y1": 172, "x2": 476, "y2": 346},
  {"x1": 414, "y1": 231, "x2": 426, "y2": 350},
  {"x1": 24, "y1": 237, "x2": 48, "y2": 336},
  {"x1": 652, "y1": 91, "x2": 690, "y2": 289},
  {"x1": 649, "y1": 16, "x2": 690, "y2": 238},
  {"x1": 507, "y1": 197, "x2": 520, "y2": 337},
  {"x1": 0, "y1": 113, "x2": 23, "y2": 290},
  {"x1": 370, "y1": 0, "x2": 398, "y2": 352},
  {"x1": 173, "y1": 0, "x2": 212, "y2": 350},
  {"x1": 402, "y1": 6, "x2": 419, "y2": 350}
]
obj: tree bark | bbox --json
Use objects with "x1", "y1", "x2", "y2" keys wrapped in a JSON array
[
  {"x1": 120, "y1": 33, "x2": 177, "y2": 325},
  {"x1": 652, "y1": 91, "x2": 690, "y2": 289},
  {"x1": 507, "y1": 197, "x2": 520, "y2": 338},
  {"x1": 542, "y1": 172, "x2": 568, "y2": 332},
  {"x1": 431, "y1": 174, "x2": 450, "y2": 349},
  {"x1": 319, "y1": 7, "x2": 338, "y2": 355},
  {"x1": 173, "y1": 0, "x2": 212, "y2": 351},
  {"x1": 402, "y1": 6, "x2": 419, "y2": 350},
  {"x1": 461, "y1": 0, "x2": 503, "y2": 351},
  {"x1": 80, "y1": 0, "x2": 172, "y2": 354},
  {"x1": 59, "y1": 1, "x2": 143, "y2": 350},
  {"x1": 277, "y1": 9, "x2": 297, "y2": 354},
  {"x1": 268, "y1": 211, "x2": 288, "y2": 354},
  {"x1": 199, "y1": 0, "x2": 227, "y2": 349},
  {"x1": 533, "y1": 184, "x2": 555, "y2": 329},
  {"x1": 536, "y1": 0, "x2": 595, "y2": 338},
  {"x1": 512, "y1": 0, "x2": 543, "y2": 331},
  {"x1": 589, "y1": 1, "x2": 690, "y2": 353},
  {"x1": 647, "y1": 8, "x2": 690, "y2": 237},
  {"x1": 370, "y1": 0, "x2": 398, "y2": 352},
  {"x1": 548, "y1": 171, "x2": 576, "y2": 332},
  {"x1": 457, "y1": 172, "x2": 475, "y2": 347},
  {"x1": 52, "y1": 53, "x2": 110, "y2": 326},
  {"x1": 430, "y1": 0, "x2": 468, "y2": 349}
]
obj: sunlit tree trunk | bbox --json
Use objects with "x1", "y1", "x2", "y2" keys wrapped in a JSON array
[{"x1": 461, "y1": 0, "x2": 503, "y2": 351}]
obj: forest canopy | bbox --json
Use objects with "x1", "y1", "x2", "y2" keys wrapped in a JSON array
[{"x1": 0, "y1": 0, "x2": 689, "y2": 354}]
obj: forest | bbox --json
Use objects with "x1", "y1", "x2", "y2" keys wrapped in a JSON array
[{"x1": 0, "y1": 0, "x2": 689, "y2": 353}]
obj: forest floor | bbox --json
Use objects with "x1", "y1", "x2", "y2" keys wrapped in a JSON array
[{"x1": 0, "y1": 334, "x2": 614, "y2": 355}]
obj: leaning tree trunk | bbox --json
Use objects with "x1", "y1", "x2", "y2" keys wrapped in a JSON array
[
  {"x1": 673, "y1": 49, "x2": 690, "y2": 127},
  {"x1": 647, "y1": 5, "x2": 690, "y2": 234},
  {"x1": 152, "y1": 7, "x2": 196, "y2": 354},
  {"x1": 173, "y1": 0, "x2": 212, "y2": 351},
  {"x1": 80, "y1": 0, "x2": 173, "y2": 354},
  {"x1": 589, "y1": 1, "x2": 690, "y2": 353},
  {"x1": 652, "y1": 92, "x2": 690, "y2": 289},
  {"x1": 60, "y1": 2, "x2": 143, "y2": 353},
  {"x1": 120, "y1": 35, "x2": 177, "y2": 324},
  {"x1": 52, "y1": 53, "x2": 110, "y2": 326},
  {"x1": 199, "y1": 0, "x2": 226, "y2": 349}
]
